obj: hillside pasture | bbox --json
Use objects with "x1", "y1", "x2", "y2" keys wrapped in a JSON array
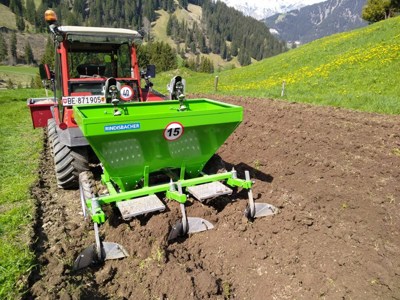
[
  {"x1": 154, "y1": 17, "x2": 400, "y2": 114},
  {"x1": 0, "y1": 66, "x2": 38, "y2": 89}
]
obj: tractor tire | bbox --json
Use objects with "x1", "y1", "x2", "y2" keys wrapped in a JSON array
[
  {"x1": 47, "y1": 118, "x2": 56, "y2": 155},
  {"x1": 78, "y1": 171, "x2": 98, "y2": 224},
  {"x1": 52, "y1": 133, "x2": 89, "y2": 189}
]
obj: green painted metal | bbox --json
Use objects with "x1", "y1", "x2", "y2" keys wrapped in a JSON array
[
  {"x1": 74, "y1": 98, "x2": 248, "y2": 225},
  {"x1": 88, "y1": 171, "x2": 250, "y2": 207},
  {"x1": 87, "y1": 171, "x2": 252, "y2": 224},
  {"x1": 91, "y1": 199, "x2": 106, "y2": 224},
  {"x1": 166, "y1": 190, "x2": 187, "y2": 204},
  {"x1": 73, "y1": 99, "x2": 243, "y2": 192},
  {"x1": 227, "y1": 177, "x2": 253, "y2": 189}
]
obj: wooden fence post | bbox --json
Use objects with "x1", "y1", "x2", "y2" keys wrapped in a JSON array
[
  {"x1": 214, "y1": 76, "x2": 219, "y2": 92},
  {"x1": 281, "y1": 80, "x2": 286, "y2": 97}
]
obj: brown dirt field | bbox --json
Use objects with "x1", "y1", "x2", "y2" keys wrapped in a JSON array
[{"x1": 27, "y1": 96, "x2": 400, "y2": 299}]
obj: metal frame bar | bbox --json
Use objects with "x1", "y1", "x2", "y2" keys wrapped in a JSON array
[{"x1": 87, "y1": 169, "x2": 252, "y2": 224}]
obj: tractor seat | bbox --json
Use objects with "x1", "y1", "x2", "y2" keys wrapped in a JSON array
[{"x1": 77, "y1": 64, "x2": 106, "y2": 77}]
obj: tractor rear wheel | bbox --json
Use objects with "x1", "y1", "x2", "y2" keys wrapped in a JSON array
[
  {"x1": 78, "y1": 171, "x2": 103, "y2": 261},
  {"x1": 47, "y1": 118, "x2": 56, "y2": 155},
  {"x1": 79, "y1": 171, "x2": 97, "y2": 201},
  {"x1": 79, "y1": 171, "x2": 97, "y2": 217},
  {"x1": 52, "y1": 133, "x2": 89, "y2": 189}
]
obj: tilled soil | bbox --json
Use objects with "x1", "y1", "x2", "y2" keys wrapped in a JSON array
[{"x1": 27, "y1": 96, "x2": 400, "y2": 299}]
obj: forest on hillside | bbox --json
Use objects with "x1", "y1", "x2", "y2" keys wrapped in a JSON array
[{"x1": 0, "y1": 0, "x2": 286, "y2": 71}]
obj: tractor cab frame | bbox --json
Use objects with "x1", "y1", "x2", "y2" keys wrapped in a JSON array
[{"x1": 28, "y1": 12, "x2": 165, "y2": 189}]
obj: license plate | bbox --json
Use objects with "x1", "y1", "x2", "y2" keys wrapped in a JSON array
[{"x1": 62, "y1": 95, "x2": 106, "y2": 106}]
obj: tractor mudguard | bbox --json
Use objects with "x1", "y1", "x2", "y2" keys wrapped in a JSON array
[{"x1": 56, "y1": 126, "x2": 89, "y2": 147}]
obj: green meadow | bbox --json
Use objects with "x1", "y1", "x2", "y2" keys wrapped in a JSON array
[
  {"x1": 0, "y1": 65, "x2": 38, "y2": 88},
  {"x1": 0, "y1": 89, "x2": 45, "y2": 299},
  {"x1": 154, "y1": 16, "x2": 400, "y2": 114}
]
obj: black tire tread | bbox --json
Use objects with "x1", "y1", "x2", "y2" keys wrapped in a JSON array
[
  {"x1": 79, "y1": 171, "x2": 97, "y2": 200},
  {"x1": 47, "y1": 118, "x2": 56, "y2": 155},
  {"x1": 52, "y1": 133, "x2": 89, "y2": 189}
]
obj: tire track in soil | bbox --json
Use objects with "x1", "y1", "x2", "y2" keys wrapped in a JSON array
[
  {"x1": 26, "y1": 96, "x2": 400, "y2": 299},
  {"x1": 26, "y1": 133, "x2": 107, "y2": 299}
]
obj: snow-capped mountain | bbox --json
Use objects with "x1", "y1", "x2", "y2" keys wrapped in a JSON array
[
  {"x1": 265, "y1": 0, "x2": 367, "y2": 44},
  {"x1": 221, "y1": 0, "x2": 326, "y2": 20}
]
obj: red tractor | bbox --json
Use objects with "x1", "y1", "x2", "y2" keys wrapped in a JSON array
[{"x1": 28, "y1": 10, "x2": 183, "y2": 189}]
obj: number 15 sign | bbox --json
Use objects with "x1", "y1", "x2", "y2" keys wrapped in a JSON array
[{"x1": 163, "y1": 122, "x2": 184, "y2": 141}]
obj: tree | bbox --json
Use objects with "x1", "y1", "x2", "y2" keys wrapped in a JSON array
[
  {"x1": 198, "y1": 34, "x2": 208, "y2": 53},
  {"x1": 226, "y1": 48, "x2": 232, "y2": 61},
  {"x1": 221, "y1": 41, "x2": 227, "y2": 60},
  {"x1": 230, "y1": 40, "x2": 238, "y2": 57},
  {"x1": 179, "y1": 0, "x2": 188, "y2": 9},
  {"x1": 25, "y1": 0, "x2": 36, "y2": 24},
  {"x1": 3, "y1": 0, "x2": 287, "y2": 64},
  {"x1": 24, "y1": 41, "x2": 34, "y2": 64},
  {"x1": 189, "y1": 41, "x2": 196, "y2": 53},
  {"x1": 137, "y1": 42, "x2": 177, "y2": 72},
  {"x1": 10, "y1": 32, "x2": 17, "y2": 65},
  {"x1": 167, "y1": 0, "x2": 175, "y2": 12},
  {"x1": 73, "y1": 0, "x2": 86, "y2": 21},
  {"x1": 35, "y1": 3, "x2": 48, "y2": 32},
  {"x1": 150, "y1": 42, "x2": 177, "y2": 71},
  {"x1": 41, "y1": 37, "x2": 55, "y2": 69},
  {"x1": 362, "y1": 0, "x2": 400, "y2": 23},
  {"x1": 9, "y1": 0, "x2": 24, "y2": 15},
  {"x1": 16, "y1": 15, "x2": 25, "y2": 31},
  {"x1": 199, "y1": 56, "x2": 214, "y2": 73},
  {"x1": 0, "y1": 33, "x2": 8, "y2": 62},
  {"x1": 144, "y1": 0, "x2": 156, "y2": 22},
  {"x1": 238, "y1": 49, "x2": 251, "y2": 66},
  {"x1": 388, "y1": 0, "x2": 400, "y2": 15},
  {"x1": 189, "y1": 0, "x2": 203, "y2": 5},
  {"x1": 201, "y1": 0, "x2": 286, "y2": 62},
  {"x1": 142, "y1": 16, "x2": 152, "y2": 41},
  {"x1": 88, "y1": 0, "x2": 102, "y2": 26},
  {"x1": 185, "y1": 55, "x2": 214, "y2": 73},
  {"x1": 166, "y1": 14, "x2": 173, "y2": 36},
  {"x1": 65, "y1": 11, "x2": 80, "y2": 26}
]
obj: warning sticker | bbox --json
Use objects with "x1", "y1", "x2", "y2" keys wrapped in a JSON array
[
  {"x1": 120, "y1": 85, "x2": 134, "y2": 101},
  {"x1": 163, "y1": 122, "x2": 184, "y2": 141}
]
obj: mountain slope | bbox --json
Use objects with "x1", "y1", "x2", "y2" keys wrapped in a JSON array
[
  {"x1": 265, "y1": 0, "x2": 367, "y2": 44},
  {"x1": 220, "y1": 0, "x2": 326, "y2": 20},
  {"x1": 0, "y1": 0, "x2": 286, "y2": 68},
  {"x1": 0, "y1": 4, "x2": 17, "y2": 30},
  {"x1": 156, "y1": 16, "x2": 400, "y2": 114}
]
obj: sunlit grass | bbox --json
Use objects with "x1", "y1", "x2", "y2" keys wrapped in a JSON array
[
  {"x1": 0, "y1": 4, "x2": 16, "y2": 30},
  {"x1": 153, "y1": 17, "x2": 400, "y2": 115},
  {"x1": 0, "y1": 65, "x2": 39, "y2": 88},
  {"x1": 0, "y1": 88, "x2": 45, "y2": 299}
]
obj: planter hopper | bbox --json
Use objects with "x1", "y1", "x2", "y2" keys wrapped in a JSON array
[{"x1": 72, "y1": 98, "x2": 277, "y2": 270}]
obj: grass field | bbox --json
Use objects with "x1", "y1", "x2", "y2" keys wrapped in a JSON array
[
  {"x1": 153, "y1": 9, "x2": 176, "y2": 48},
  {"x1": 0, "y1": 4, "x2": 16, "y2": 30},
  {"x1": 0, "y1": 2, "x2": 40, "y2": 31},
  {"x1": 0, "y1": 88, "x2": 46, "y2": 299},
  {"x1": 153, "y1": 16, "x2": 400, "y2": 115},
  {"x1": 0, "y1": 66, "x2": 39, "y2": 88}
]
